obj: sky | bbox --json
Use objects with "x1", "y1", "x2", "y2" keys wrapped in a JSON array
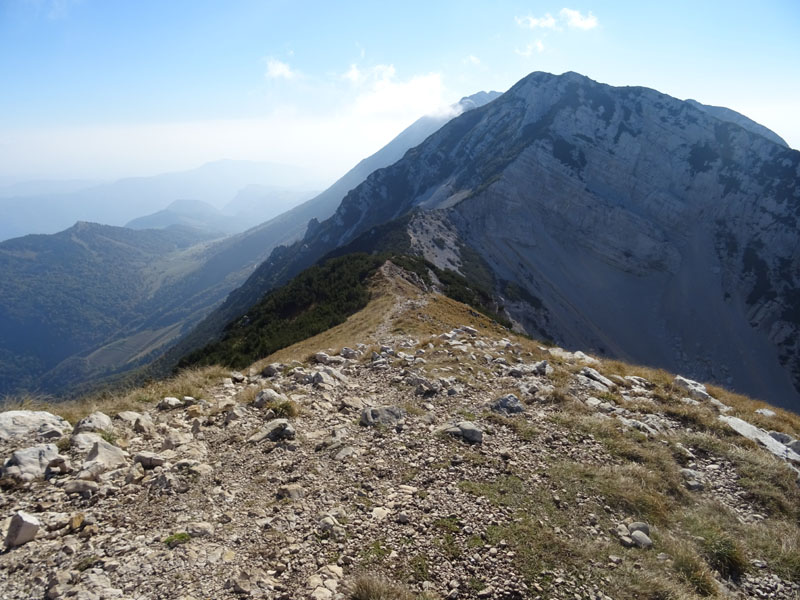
[{"x1": 1, "y1": 0, "x2": 798, "y2": 185}]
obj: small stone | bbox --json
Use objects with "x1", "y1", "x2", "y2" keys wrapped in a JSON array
[
  {"x1": 359, "y1": 406, "x2": 406, "y2": 429},
  {"x1": 491, "y1": 393, "x2": 524, "y2": 415},
  {"x1": 628, "y1": 522, "x2": 650, "y2": 537},
  {"x1": 134, "y1": 451, "x2": 166, "y2": 469},
  {"x1": 372, "y1": 507, "x2": 390, "y2": 521},
  {"x1": 4, "y1": 511, "x2": 40, "y2": 546},
  {"x1": 187, "y1": 522, "x2": 214, "y2": 537},
  {"x1": 276, "y1": 484, "x2": 304, "y2": 500},
  {"x1": 631, "y1": 530, "x2": 653, "y2": 549},
  {"x1": 74, "y1": 412, "x2": 114, "y2": 434},
  {"x1": 247, "y1": 419, "x2": 295, "y2": 443},
  {"x1": 158, "y1": 397, "x2": 184, "y2": 410},
  {"x1": 64, "y1": 480, "x2": 99, "y2": 495},
  {"x1": 68, "y1": 513, "x2": 85, "y2": 531}
]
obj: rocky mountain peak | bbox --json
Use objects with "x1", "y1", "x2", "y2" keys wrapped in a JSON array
[{"x1": 206, "y1": 70, "x2": 799, "y2": 410}]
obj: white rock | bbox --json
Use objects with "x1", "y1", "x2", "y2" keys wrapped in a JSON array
[
  {"x1": 3, "y1": 444, "x2": 59, "y2": 479},
  {"x1": 74, "y1": 412, "x2": 114, "y2": 434},
  {"x1": 71, "y1": 432, "x2": 104, "y2": 453},
  {"x1": 719, "y1": 415, "x2": 800, "y2": 466},
  {"x1": 83, "y1": 440, "x2": 128, "y2": 473},
  {"x1": 158, "y1": 397, "x2": 184, "y2": 410},
  {"x1": 673, "y1": 375, "x2": 711, "y2": 401},
  {"x1": 4, "y1": 511, "x2": 40, "y2": 547},
  {"x1": 0, "y1": 410, "x2": 71, "y2": 441}
]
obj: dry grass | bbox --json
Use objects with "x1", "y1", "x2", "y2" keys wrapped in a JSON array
[
  {"x1": 348, "y1": 573, "x2": 434, "y2": 600},
  {"x1": 2, "y1": 365, "x2": 228, "y2": 425}
]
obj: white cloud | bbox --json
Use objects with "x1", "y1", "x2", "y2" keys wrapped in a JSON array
[
  {"x1": 515, "y1": 40, "x2": 545, "y2": 57},
  {"x1": 265, "y1": 57, "x2": 295, "y2": 79},
  {"x1": 515, "y1": 13, "x2": 557, "y2": 29},
  {"x1": 350, "y1": 65, "x2": 450, "y2": 119},
  {"x1": 343, "y1": 64, "x2": 362, "y2": 84},
  {"x1": 464, "y1": 54, "x2": 481, "y2": 66},
  {"x1": 559, "y1": 8, "x2": 598, "y2": 30}
]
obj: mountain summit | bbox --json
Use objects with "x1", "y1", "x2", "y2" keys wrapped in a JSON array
[{"x1": 179, "y1": 71, "x2": 799, "y2": 410}]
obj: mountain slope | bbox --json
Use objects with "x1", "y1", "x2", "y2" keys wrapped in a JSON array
[
  {"x1": 2, "y1": 260, "x2": 800, "y2": 599},
  {"x1": 0, "y1": 92, "x2": 500, "y2": 396},
  {"x1": 176, "y1": 71, "x2": 799, "y2": 410},
  {"x1": 0, "y1": 223, "x2": 218, "y2": 394}
]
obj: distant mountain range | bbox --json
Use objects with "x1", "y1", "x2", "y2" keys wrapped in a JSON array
[
  {"x1": 0, "y1": 92, "x2": 499, "y2": 396},
  {"x1": 124, "y1": 186, "x2": 317, "y2": 236},
  {"x1": 0, "y1": 160, "x2": 319, "y2": 241},
  {"x1": 168, "y1": 72, "x2": 799, "y2": 410}
]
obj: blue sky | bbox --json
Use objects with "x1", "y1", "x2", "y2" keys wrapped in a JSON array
[{"x1": 1, "y1": 0, "x2": 798, "y2": 183}]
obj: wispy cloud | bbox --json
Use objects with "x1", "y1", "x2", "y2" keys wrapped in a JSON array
[
  {"x1": 515, "y1": 40, "x2": 545, "y2": 57},
  {"x1": 515, "y1": 8, "x2": 599, "y2": 32},
  {"x1": 515, "y1": 13, "x2": 557, "y2": 29},
  {"x1": 464, "y1": 54, "x2": 481, "y2": 66},
  {"x1": 559, "y1": 8, "x2": 598, "y2": 30},
  {"x1": 265, "y1": 57, "x2": 296, "y2": 80}
]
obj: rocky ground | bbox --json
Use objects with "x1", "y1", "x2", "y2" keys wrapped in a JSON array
[{"x1": 2, "y1": 280, "x2": 800, "y2": 600}]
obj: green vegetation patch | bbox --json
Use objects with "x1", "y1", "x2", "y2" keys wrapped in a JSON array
[{"x1": 179, "y1": 253, "x2": 384, "y2": 369}]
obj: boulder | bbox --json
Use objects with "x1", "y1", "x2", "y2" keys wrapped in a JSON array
[
  {"x1": 253, "y1": 388, "x2": 288, "y2": 408},
  {"x1": 0, "y1": 410, "x2": 71, "y2": 441},
  {"x1": 491, "y1": 394, "x2": 524, "y2": 415},
  {"x1": 71, "y1": 432, "x2": 103, "y2": 453},
  {"x1": 359, "y1": 406, "x2": 406, "y2": 430},
  {"x1": 64, "y1": 480, "x2": 99, "y2": 495},
  {"x1": 261, "y1": 363, "x2": 283, "y2": 377},
  {"x1": 116, "y1": 411, "x2": 143, "y2": 427},
  {"x1": 631, "y1": 530, "x2": 653, "y2": 549},
  {"x1": 248, "y1": 419, "x2": 296, "y2": 443},
  {"x1": 3, "y1": 444, "x2": 59, "y2": 480},
  {"x1": 158, "y1": 397, "x2": 184, "y2": 410},
  {"x1": 74, "y1": 412, "x2": 114, "y2": 434},
  {"x1": 83, "y1": 440, "x2": 128, "y2": 473},
  {"x1": 673, "y1": 375, "x2": 711, "y2": 401},
  {"x1": 442, "y1": 421, "x2": 483, "y2": 444},
  {"x1": 4, "y1": 511, "x2": 40, "y2": 547},
  {"x1": 719, "y1": 415, "x2": 800, "y2": 465},
  {"x1": 580, "y1": 367, "x2": 617, "y2": 390}
]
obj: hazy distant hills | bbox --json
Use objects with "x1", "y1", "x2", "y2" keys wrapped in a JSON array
[
  {"x1": 0, "y1": 92, "x2": 500, "y2": 396},
  {"x1": 124, "y1": 186, "x2": 316, "y2": 236},
  {"x1": 0, "y1": 160, "x2": 319, "y2": 242},
  {"x1": 177, "y1": 72, "x2": 799, "y2": 409}
]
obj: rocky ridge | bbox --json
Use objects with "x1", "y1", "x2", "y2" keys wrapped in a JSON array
[
  {"x1": 201, "y1": 71, "x2": 800, "y2": 410},
  {"x1": 2, "y1": 274, "x2": 799, "y2": 600}
]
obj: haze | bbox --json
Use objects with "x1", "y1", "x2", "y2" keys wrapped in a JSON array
[{"x1": 0, "y1": 0, "x2": 798, "y2": 187}]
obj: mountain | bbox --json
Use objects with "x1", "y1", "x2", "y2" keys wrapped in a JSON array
[
  {"x1": 0, "y1": 223, "x2": 218, "y2": 394},
  {"x1": 221, "y1": 184, "x2": 319, "y2": 225},
  {"x1": 0, "y1": 92, "x2": 500, "y2": 397},
  {"x1": 685, "y1": 99, "x2": 789, "y2": 147},
  {"x1": 0, "y1": 160, "x2": 318, "y2": 242},
  {"x1": 173, "y1": 71, "x2": 799, "y2": 410},
  {"x1": 125, "y1": 199, "x2": 236, "y2": 234},
  {"x1": 2, "y1": 257, "x2": 800, "y2": 599}
]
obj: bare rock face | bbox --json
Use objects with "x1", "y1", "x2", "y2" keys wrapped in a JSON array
[{"x1": 214, "y1": 71, "x2": 799, "y2": 410}]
